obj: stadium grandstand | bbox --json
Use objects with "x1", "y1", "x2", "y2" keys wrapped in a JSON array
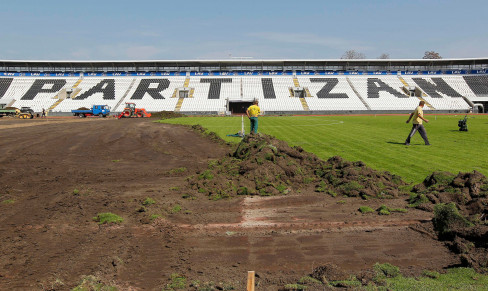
[{"x1": 1, "y1": 58, "x2": 488, "y2": 115}]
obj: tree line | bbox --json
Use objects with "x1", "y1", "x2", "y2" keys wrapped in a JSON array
[{"x1": 341, "y1": 50, "x2": 442, "y2": 59}]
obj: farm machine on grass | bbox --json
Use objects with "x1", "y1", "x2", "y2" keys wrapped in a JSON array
[{"x1": 117, "y1": 102, "x2": 151, "y2": 119}]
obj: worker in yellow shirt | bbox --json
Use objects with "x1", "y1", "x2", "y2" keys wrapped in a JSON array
[
  {"x1": 405, "y1": 101, "x2": 430, "y2": 145},
  {"x1": 246, "y1": 100, "x2": 261, "y2": 134}
]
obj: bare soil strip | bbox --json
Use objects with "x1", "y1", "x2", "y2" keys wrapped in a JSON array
[{"x1": 0, "y1": 118, "x2": 460, "y2": 290}]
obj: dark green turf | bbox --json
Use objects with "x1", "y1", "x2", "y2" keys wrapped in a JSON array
[{"x1": 160, "y1": 114, "x2": 488, "y2": 183}]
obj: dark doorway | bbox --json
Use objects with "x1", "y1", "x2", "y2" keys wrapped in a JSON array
[
  {"x1": 474, "y1": 101, "x2": 487, "y2": 113},
  {"x1": 228, "y1": 101, "x2": 253, "y2": 114}
]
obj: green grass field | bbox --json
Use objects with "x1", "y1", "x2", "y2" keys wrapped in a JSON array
[{"x1": 160, "y1": 114, "x2": 488, "y2": 184}]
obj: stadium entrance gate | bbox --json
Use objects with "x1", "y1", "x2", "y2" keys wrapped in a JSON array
[
  {"x1": 227, "y1": 99, "x2": 254, "y2": 115},
  {"x1": 473, "y1": 103, "x2": 485, "y2": 113}
]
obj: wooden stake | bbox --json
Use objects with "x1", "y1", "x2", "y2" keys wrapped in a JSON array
[{"x1": 247, "y1": 271, "x2": 255, "y2": 291}]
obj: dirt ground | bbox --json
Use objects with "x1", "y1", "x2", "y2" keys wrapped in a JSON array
[{"x1": 0, "y1": 117, "x2": 459, "y2": 290}]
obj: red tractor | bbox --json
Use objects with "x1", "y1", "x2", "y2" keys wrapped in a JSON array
[{"x1": 117, "y1": 102, "x2": 152, "y2": 119}]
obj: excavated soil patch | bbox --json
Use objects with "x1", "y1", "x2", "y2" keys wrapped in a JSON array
[
  {"x1": 189, "y1": 133, "x2": 407, "y2": 200},
  {"x1": 150, "y1": 111, "x2": 187, "y2": 120},
  {"x1": 411, "y1": 171, "x2": 488, "y2": 272},
  {"x1": 0, "y1": 119, "x2": 465, "y2": 290}
]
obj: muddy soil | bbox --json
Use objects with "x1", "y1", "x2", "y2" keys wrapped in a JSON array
[
  {"x1": 411, "y1": 171, "x2": 488, "y2": 273},
  {"x1": 150, "y1": 111, "x2": 187, "y2": 120},
  {"x1": 188, "y1": 133, "x2": 407, "y2": 200},
  {"x1": 0, "y1": 118, "x2": 460, "y2": 290}
]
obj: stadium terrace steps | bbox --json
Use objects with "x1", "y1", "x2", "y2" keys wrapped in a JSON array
[
  {"x1": 172, "y1": 77, "x2": 192, "y2": 110},
  {"x1": 0, "y1": 97, "x2": 13, "y2": 107},
  {"x1": 174, "y1": 97, "x2": 184, "y2": 112},
  {"x1": 398, "y1": 76, "x2": 426, "y2": 97},
  {"x1": 291, "y1": 77, "x2": 310, "y2": 110},
  {"x1": 72, "y1": 78, "x2": 83, "y2": 88},
  {"x1": 305, "y1": 88, "x2": 312, "y2": 97},
  {"x1": 69, "y1": 78, "x2": 84, "y2": 99},
  {"x1": 47, "y1": 78, "x2": 84, "y2": 114},
  {"x1": 293, "y1": 77, "x2": 300, "y2": 87},
  {"x1": 183, "y1": 77, "x2": 190, "y2": 87},
  {"x1": 114, "y1": 78, "x2": 137, "y2": 111},
  {"x1": 417, "y1": 96, "x2": 435, "y2": 110},
  {"x1": 291, "y1": 76, "x2": 310, "y2": 109},
  {"x1": 398, "y1": 76, "x2": 410, "y2": 87},
  {"x1": 397, "y1": 76, "x2": 435, "y2": 110},
  {"x1": 346, "y1": 77, "x2": 371, "y2": 110},
  {"x1": 299, "y1": 96, "x2": 310, "y2": 111},
  {"x1": 47, "y1": 99, "x2": 63, "y2": 115}
]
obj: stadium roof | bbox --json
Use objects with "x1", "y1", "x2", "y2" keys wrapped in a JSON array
[
  {"x1": 1, "y1": 58, "x2": 487, "y2": 72},
  {"x1": 2, "y1": 58, "x2": 488, "y2": 63}
]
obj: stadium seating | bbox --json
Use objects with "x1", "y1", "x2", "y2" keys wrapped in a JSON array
[
  {"x1": 55, "y1": 78, "x2": 132, "y2": 113},
  {"x1": 258, "y1": 77, "x2": 302, "y2": 111},
  {"x1": 410, "y1": 77, "x2": 462, "y2": 98},
  {"x1": 0, "y1": 74, "x2": 482, "y2": 113},
  {"x1": 298, "y1": 77, "x2": 366, "y2": 111},
  {"x1": 4, "y1": 78, "x2": 78, "y2": 112},
  {"x1": 442, "y1": 76, "x2": 479, "y2": 98},
  {"x1": 463, "y1": 75, "x2": 488, "y2": 97},
  {"x1": 348, "y1": 76, "x2": 420, "y2": 110},
  {"x1": 403, "y1": 76, "x2": 470, "y2": 111},
  {"x1": 261, "y1": 78, "x2": 277, "y2": 99},
  {"x1": 0, "y1": 78, "x2": 13, "y2": 98},
  {"x1": 180, "y1": 77, "x2": 234, "y2": 112},
  {"x1": 120, "y1": 77, "x2": 185, "y2": 112}
]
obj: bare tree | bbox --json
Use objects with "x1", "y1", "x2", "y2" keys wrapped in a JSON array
[
  {"x1": 378, "y1": 53, "x2": 390, "y2": 59},
  {"x1": 341, "y1": 50, "x2": 366, "y2": 59},
  {"x1": 423, "y1": 51, "x2": 442, "y2": 59}
]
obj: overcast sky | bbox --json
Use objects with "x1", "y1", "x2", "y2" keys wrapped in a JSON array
[{"x1": 1, "y1": 0, "x2": 487, "y2": 60}]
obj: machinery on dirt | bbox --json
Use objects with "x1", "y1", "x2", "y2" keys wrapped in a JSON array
[
  {"x1": 117, "y1": 102, "x2": 151, "y2": 119},
  {"x1": 72, "y1": 105, "x2": 111, "y2": 118},
  {"x1": 0, "y1": 105, "x2": 35, "y2": 119},
  {"x1": 19, "y1": 107, "x2": 35, "y2": 119}
]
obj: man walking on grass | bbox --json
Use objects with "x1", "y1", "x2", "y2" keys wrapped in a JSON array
[
  {"x1": 246, "y1": 100, "x2": 261, "y2": 134},
  {"x1": 405, "y1": 100, "x2": 430, "y2": 145}
]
